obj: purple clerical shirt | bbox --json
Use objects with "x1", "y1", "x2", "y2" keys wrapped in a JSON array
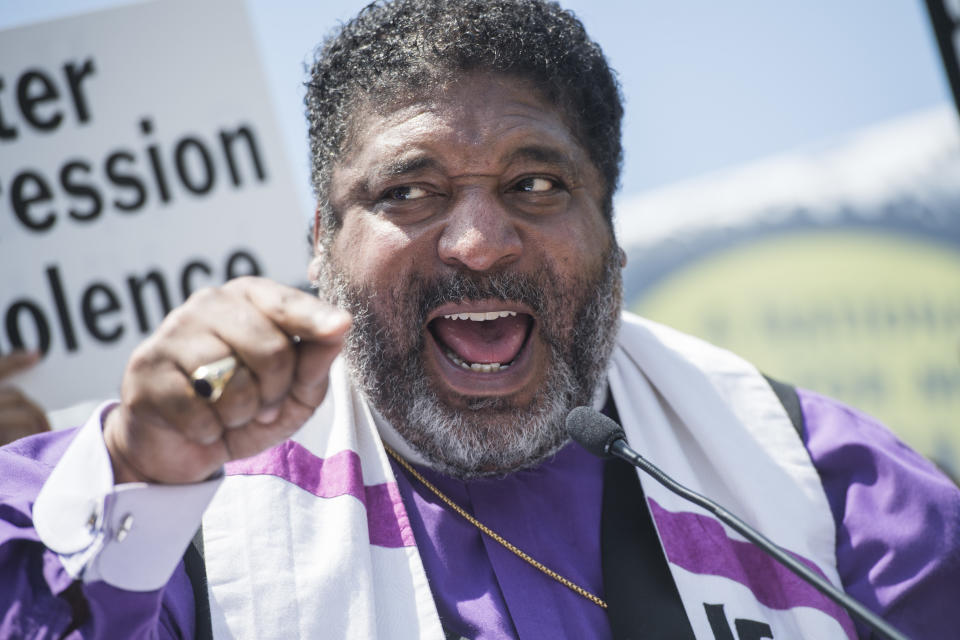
[
  {"x1": 389, "y1": 442, "x2": 609, "y2": 640},
  {"x1": 1, "y1": 389, "x2": 958, "y2": 639}
]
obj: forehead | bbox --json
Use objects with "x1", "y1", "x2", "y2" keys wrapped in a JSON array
[{"x1": 333, "y1": 73, "x2": 598, "y2": 186}]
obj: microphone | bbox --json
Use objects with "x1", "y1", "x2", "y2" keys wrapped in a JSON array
[{"x1": 565, "y1": 406, "x2": 909, "y2": 640}]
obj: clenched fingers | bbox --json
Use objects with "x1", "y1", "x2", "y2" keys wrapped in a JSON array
[{"x1": 109, "y1": 277, "x2": 351, "y2": 484}]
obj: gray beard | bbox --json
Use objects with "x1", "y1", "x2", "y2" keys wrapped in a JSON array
[{"x1": 314, "y1": 247, "x2": 623, "y2": 479}]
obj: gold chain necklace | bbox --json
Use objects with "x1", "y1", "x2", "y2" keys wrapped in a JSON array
[{"x1": 384, "y1": 444, "x2": 608, "y2": 610}]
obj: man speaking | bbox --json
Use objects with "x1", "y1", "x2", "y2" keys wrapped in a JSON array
[{"x1": 1, "y1": 1, "x2": 957, "y2": 638}]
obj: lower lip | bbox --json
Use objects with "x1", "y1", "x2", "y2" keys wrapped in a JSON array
[{"x1": 424, "y1": 325, "x2": 538, "y2": 397}]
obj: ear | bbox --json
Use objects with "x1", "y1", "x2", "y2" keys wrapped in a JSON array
[
  {"x1": 312, "y1": 205, "x2": 324, "y2": 250},
  {"x1": 308, "y1": 205, "x2": 325, "y2": 283}
]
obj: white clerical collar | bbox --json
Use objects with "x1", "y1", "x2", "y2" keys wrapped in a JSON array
[{"x1": 369, "y1": 403, "x2": 436, "y2": 468}]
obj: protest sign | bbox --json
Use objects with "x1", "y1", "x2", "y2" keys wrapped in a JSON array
[{"x1": 0, "y1": 0, "x2": 308, "y2": 411}]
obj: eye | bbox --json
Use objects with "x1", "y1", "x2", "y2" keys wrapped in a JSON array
[
  {"x1": 512, "y1": 177, "x2": 561, "y2": 193},
  {"x1": 381, "y1": 185, "x2": 431, "y2": 201}
]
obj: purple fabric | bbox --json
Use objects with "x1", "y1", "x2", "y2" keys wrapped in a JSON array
[
  {"x1": 0, "y1": 428, "x2": 195, "y2": 639},
  {"x1": 648, "y1": 497, "x2": 857, "y2": 639},
  {"x1": 391, "y1": 442, "x2": 610, "y2": 640},
  {"x1": 1, "y1": 388, "x2": 958, "y2": 638},
  {"x1": 226, "y1": 441, "x2": 415, "y2": 548},
  {"x1": 799, "y1": 388, "x2": 960, "y2": 640}
]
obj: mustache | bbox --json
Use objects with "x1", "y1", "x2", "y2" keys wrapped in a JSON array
[{"x1": 393, "y1": 270, "x2": 552, "y2": 328}]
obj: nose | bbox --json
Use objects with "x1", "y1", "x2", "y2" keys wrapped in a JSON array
[{"x1": 437, "y1": 189, "x2": 522, "y2": 272}]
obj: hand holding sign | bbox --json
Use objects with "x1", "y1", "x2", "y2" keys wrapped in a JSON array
[
  {"x1": 102, "y1": 277, "x2": 351, "y2": 485},
  {"x1": 0, "y1": 351, "x2": 51, "y2": 446}
]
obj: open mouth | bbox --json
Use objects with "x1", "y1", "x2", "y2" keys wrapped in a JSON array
[{"x1": 428, "y1": 309, "x2": 534, "y2": 373}]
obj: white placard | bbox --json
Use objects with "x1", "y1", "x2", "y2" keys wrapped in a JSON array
[{"x1": 0, "y1": 0, "x2": 309, "y2": 411}]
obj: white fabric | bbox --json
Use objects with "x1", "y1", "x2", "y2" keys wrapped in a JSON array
[
  {"x1": 608, "y1": 315, "x2": 853, "y2": 638},
  {"x1": 201, "y1": 357, "x2": 444, "y2": 640},
  {"x1": 33, "y1": 402, "x2": 222, "y2": 591}
]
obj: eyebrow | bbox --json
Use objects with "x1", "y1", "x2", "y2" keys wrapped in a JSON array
[
  {"x1": 381, "y1": 155, "x2": 439, "y2": 178},
  {"x1": 505, "y1": 145, "x2": 575, "y2": 167},
  {"x1": 359, "y1": 144, "x2": 580, "y2": 195},
  {"x1": 504, "y1": 145, "x2": 580, "y2": 180},
  {"x1": 355, "y1": 154, "x2": 438, "y2": 198}
]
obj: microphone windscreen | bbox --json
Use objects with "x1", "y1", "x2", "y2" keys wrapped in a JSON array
[{"x1": 565, "y1": 406, "x2": 625, "y2": 458}]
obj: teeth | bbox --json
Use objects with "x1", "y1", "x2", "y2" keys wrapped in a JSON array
[
  {"x1": 442, "y1": 310, "x2": 517, "y2": 321},
  {"x1": 444, "y1": 348, "x2": 510, "y2": 372},
  {"x1": 436, "y1": 311, "x2": 520, "y2": 371}
]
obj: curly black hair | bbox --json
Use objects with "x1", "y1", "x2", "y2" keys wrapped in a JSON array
[{"x1": 305, "y1": 0, "x2": 623, "y2": 239}]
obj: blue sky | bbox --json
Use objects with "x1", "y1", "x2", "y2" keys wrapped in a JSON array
[{"x1": 3, "y1": 0, "x2": 953, "y2": 208}]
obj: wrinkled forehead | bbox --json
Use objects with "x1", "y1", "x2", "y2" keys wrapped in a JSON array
[{"x1": 337, "y1": 72, "x2": 586, "y2": 167}]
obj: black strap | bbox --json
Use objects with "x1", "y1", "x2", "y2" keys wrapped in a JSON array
[
  {"x1": 183, "y1": 527, "x2": 213, "y2": 640},
  {"x1": 763, "y1": 375, "x2": 806, "y2": 439},
  {"x1": 600, "y1": 392, "x2": 696, "y2": 639},
  {"x1": 601, "y1": 457, "x2": 697, "y2": 639}
]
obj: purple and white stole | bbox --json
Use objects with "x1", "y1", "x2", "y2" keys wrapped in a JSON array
[
  {"x1": 198, "y1": 357, "x2": 445, "y2": 639},
  {"x1": 609, "y1": 313, "x2": 857, "y2": 639}
]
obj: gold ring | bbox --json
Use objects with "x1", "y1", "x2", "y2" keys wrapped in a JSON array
[{"x1": 190, "y1": 355, "x2": 237, "y2": 402}]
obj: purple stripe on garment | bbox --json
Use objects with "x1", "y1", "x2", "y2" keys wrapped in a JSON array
[
  {"x1": 648, "y1": 498, "x2": 857, "y2": 640},
  {"x1": 225, "y1": 441, "x2": 415, "y2": 548}
]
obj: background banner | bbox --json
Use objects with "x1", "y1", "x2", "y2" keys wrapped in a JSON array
[{"x1": 618, "y1": 107, "x2": 960, "y2": 477}]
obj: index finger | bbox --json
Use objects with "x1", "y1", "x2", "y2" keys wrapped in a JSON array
[
  {"x1": 0, "y1": 351, "x2": 41, "y2": 381},
  {"x1": 229, "y1": 278, "x2": 352, "y2": 343}
]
